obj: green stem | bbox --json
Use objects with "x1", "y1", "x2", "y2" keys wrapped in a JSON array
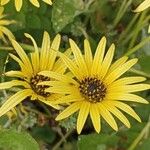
[
  {"x1": 52, "y1": 128, "x2": 74, "y2": 150},
  {"x1": 113, "y1": 0, "x2": 132, "y2": 28},
  {"x1": 128, "y1": 120, "x2": 150, "y2": 150},
  {"x1": 118, "y1": 14, "x2": 139, "y2": 43},
  {"x1": 129, "y1": 68, "x2": 150, "y2": 78},
  {"x1": 125, "y1": 36, "x2": 150, "y2": 56},
  {"x1": 128, "y1": 11, "x2": 147, "y2": 49}
]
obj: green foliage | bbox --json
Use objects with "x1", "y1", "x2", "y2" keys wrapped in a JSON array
[
  {"x1": 78, "y1": 133, "x2": 119, "y2": 150},
  {"x1": 0, "y1": 129, "x2": 39, "y2": 150}
]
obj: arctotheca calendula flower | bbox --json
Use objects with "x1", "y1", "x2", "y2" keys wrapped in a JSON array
[
  {"x1": 0, "y1": 6, "x2": 15, "y2": 43},
  {"x1": 39, "y1": 37, "x2": 150, "y2": 134},
  {"x1": 0, "y1": 0, "x2": 52, "y2": 12},
  {"x1": 0, "y1": 31, "x2": 68, "y2": 118}
]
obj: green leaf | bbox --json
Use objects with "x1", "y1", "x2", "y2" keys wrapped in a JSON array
[
  {"x1": 52, "y1": 0, "x2": 84, "y2": 32},
  {"x1": 0, "y1": 129, "x2": 39, "y2": 150},
  {"x1": 138, "y1": 56, "x2": 150, "y2": 74},
  {"x1": 77, "y1": 133, "x2": 119, "y2": 150},
  {"x1": 137, "y1": 138, "x2": 150, "y2": 150},
  {"x1": 32, "y1": 125, "x2": 56, "y2": 144},
  {"x1": 26, "y1": 14, "x2": 41, "y2": 29}
]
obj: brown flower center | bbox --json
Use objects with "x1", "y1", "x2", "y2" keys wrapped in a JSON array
[
  {"x1": 30, "y1": 75, "x2": 50, "y2": 97},
  {"x1": 79, "y1": 77, "x2": 106, "y2": 103}
]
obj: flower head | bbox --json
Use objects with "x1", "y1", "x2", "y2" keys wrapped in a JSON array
[
  {"x1": 0, "y1": 7, "x2": 15, "y2": 43},
  {"x1": 0, "y1": 0, "x2": 52, "y2": 12},
  {"x1": 40, "y1": 37, "x2": 150, "y2": 134},
  {"x1": 0, "y1": 31, "x2": 68, "y2": 118}
]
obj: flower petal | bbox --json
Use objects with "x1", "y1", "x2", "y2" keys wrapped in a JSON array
[
  {"x1": 15, "y1": 0, "x2": 22, "y2": 11},
  {"x1": 112, "y1": 101, "x2": 141, "y2": 122},
  {"x1": 134, "y1": 0, "x2": 150, "y2": 12},
  {"x1": 47, "y1": 34, "x2": 61, "y2": 70},
  {"x1": 91, "y1": 37, "x2": 106, "y2": 76},
  {"x1": 99, "y1": 44, "x2": 115, "y2": 79},
  {"x1": 29, "y1": 0, "x2": 40, "y2": 7},
  {"x1": 84, "y1": 39, "x2": 93, "y2": 72},
  {"x1": 0, "y1": 89, "x2": 32, "y2": 117},
  {"x1": 56, "y1": 102, "x2": 81, "y2": 120},
  {"x1": 98, "y1": 103, "x2": 118, "y2": 131},
  {"x1": 103, "y1": 102, "x2": 130, "y2": 128},
  {"x1": 77, "y1": 101, "x2": 90, "y2": 134},
  {"x1": 69, "y1": 39, "x2": 88, "y2": 76},
  {"x1": 104, "y1": 58, "x2": 138, "y2": 85},
  {"x1": 90, "y1": 103, "x2": 101, "y2": 133},
  {"x1": 25, "y1": 33, "x2": 40, "y2": 74}
]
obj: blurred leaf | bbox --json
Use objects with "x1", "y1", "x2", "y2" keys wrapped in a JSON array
[
  {"x1": 0, "y1": 129, "x2": 39, "y2": 150},
  {"x1": 32, "y1": 125, "x2": 56, "y2": 144},
  {"x1": 77, "y1": 133, "x2": 119, "y2": 150},
  {"x1": 137, "y1": 138, "x2": 150, "y2": 150},
  {"x1": 26, "y1": 14, "x2": 41, "y2": 29},
  {"x1": 52, "y1": 0, "x2": 84, "y2": 32},
  {"x1": 138, "y1": 56, "x2": 150, "y2": 74}
]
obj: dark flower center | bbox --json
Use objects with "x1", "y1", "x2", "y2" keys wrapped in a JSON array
[
  {"x1": 79, "y1": 77, "x2": 106, "y2": 103},
  {"x1": 30, "y1": 75, "x2": 50, "y2": 97}
]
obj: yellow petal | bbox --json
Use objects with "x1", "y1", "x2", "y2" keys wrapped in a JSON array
[
  {"x1": 134, "y1": 0, "x2": 150, "y2": 12},
  {"x1": 98, "y1": 103, "x2": 118, "y2": 131},
  {"x1": 42, "y1": 0, "x2": 52, "y2": 5},
  {"x1": 77, "y1": 101, "x2": 90, "y2": 134},
  {"x1": 0, "y1": 26, "x2": 15, "y2": 39},
  {"x1": 15, "y1": 0, "x2": 23, "y2": 11},
  {"x1": 109, "y1": 76, "x2": 146, "y2": 88},
  {"x1": 108, "y1": 56, "x2": 128, "y2": 74},
  {"x1": 104, "y1": 58, "x2": 138, "y2": 85},
  {"x1": 0, "y1": 89, "x2": 32, "y2": 117},
  {"x1": 47, "y1": 34, "x2": 61, "y2": 70},
  {"x1": 99, "y1": 44, "x2": 115, "y2": 79},
  {"x1": 52, "y1": 48, "x2": 71, "y2": 74},
  {"x1": 38, "y1": 98, "x2": 60, "y2": 110},
  {"x1": 84, "y1": 39, "x2": 93, "y2": 72},
  {"x1": 5, "y1": 71, "x2": 26, "y2": 79},
  {"x1": 103, "y1": 102, "x2": 130, "y2": 128},
  {"x1": 11, "y1": 39, "x2": 33, "y2": 74},
  {"x1": 56, "y1": 102, "x2": 81, "y2": 120},
  {"x1": 29, "y1": 0, "x2": 40, "y2": 7},
  {"x1": 54, "y1": 95, "x2": 83, "y2": 104},
  {"x1": 91, "y1": 37, "x2": 106, "y2": 76},
  {"x1": 1, "y1": 0, "x2": 10, "y2": 5},
  {"x1": 69, "y1": 39, "x2": 88, "y2": 76},
  {"x1": 9, "y1": 54, "x2": 32, "y2": 77},
  {"x1": 25, "y1": 33, "x2": 40, "y2": 74},
  {"x1": 106, "y1": 93, "x2": 148, "y2": 104},
  {"x1": 58, "y1": 52, "x2": 83, "y2": 80},
  {"x1": 109, "y1": 84, "x2": 150, "y2": 93},
  {"x1": 40, "y1": 31, "x2": 51, "y2": 70},
  {"x1": 90, "y1": 104, "x2": 101, "y2": 133},
  {"x1": 39, "y1": 71, "x2": 77, "y2": 85},
  {"x1": 112, "y1": 101, "x2": 141, "y2": 122},
  {"x1": 0, "y1": 80, "x2": 30, "y2": 89}
]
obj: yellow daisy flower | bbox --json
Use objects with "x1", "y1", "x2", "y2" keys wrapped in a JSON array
[
  {"x1": 39, "y1": 37, "x2": 150, "y2": 134},
  {"x1": 0, "y1": 6, "x2": 15, "y2": 43},
  {"x1": 0, "y1": 31, "x2": 68, "y2": 118},
  {"x1": 0, "y1": 0, "x2": 52, "y2": 12}
]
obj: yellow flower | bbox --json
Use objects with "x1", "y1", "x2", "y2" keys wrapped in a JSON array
[
  {"x1": 0, "y1": 7, "x2": 15, "y2": 43},
  {"x1": 0, "y1": 0, "x2": 52, "y2": 12},
  {"x1": 134, "y1": 0, "x2": 150, "y2": 12},
  {"x1": 40, "y1": 37, "x2": 150, "y2": 134},
  {"x1": 0, "y1": 31, "x2": 68, "y2": 118}
]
